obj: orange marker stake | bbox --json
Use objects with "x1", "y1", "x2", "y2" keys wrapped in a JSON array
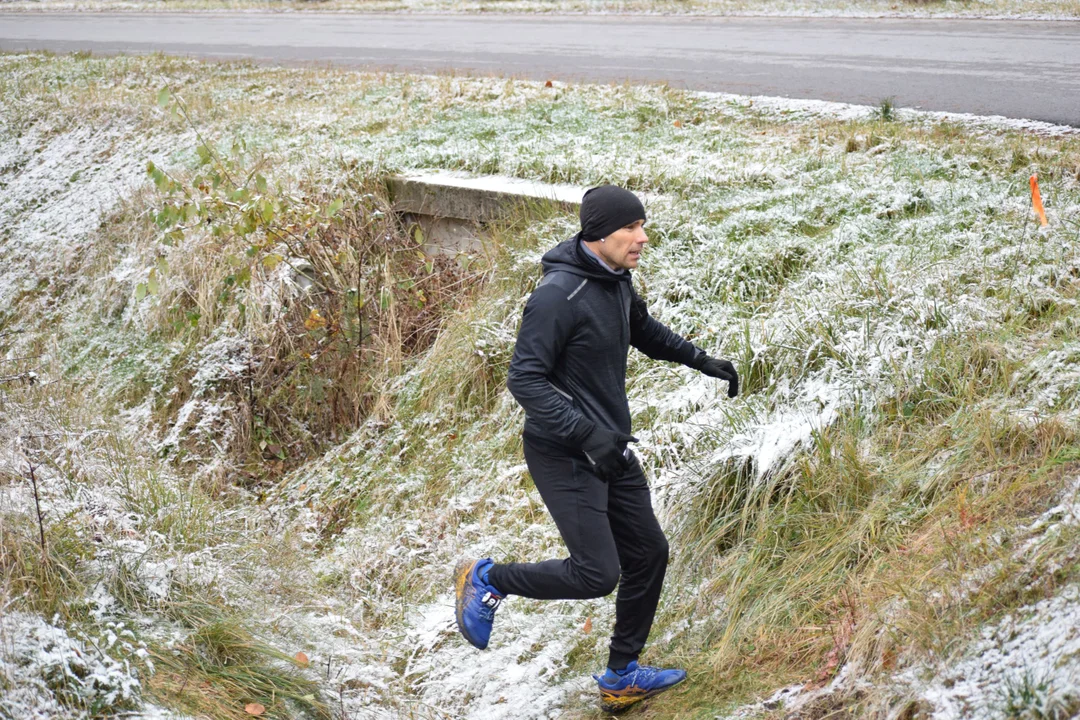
[{"x1": 1030, "y1": 174, "x2": 1048, "y2": 226}]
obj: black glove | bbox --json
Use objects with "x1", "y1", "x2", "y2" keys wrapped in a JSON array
[
  {"x1": 581, "y1": 426, "x2": 637, "y2": 482},
  {"x1": 697, "y1": 356, "x2": 739, "y2": 398}
]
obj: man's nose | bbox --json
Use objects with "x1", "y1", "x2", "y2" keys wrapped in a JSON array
[{"x1": 635, "y1": 227, "x2": 648, "y2": 243}]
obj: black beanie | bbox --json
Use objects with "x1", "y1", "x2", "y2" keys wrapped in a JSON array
[{"x1": 579, "y1": 185, "x2": 646, "y2": 242}]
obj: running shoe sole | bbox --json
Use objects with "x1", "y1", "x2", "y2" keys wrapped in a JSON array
[{"x1": 599, "y1": 674, "x2": 686, "y2": 714}]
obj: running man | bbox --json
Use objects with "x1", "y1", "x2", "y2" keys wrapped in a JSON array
[{"x1": 455, "y1": 185, "x2": 739, "y2": 713}]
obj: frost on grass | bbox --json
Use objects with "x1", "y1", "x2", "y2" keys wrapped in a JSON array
[
  {"x1": 405, "y1": 595, "x2": 592, "y2": 719},
  {"x1": 0, "y1": 612, "x2": 145, "y2": 720},
  {"x1": 699, "y1": 92, "x2": 1080, "y2": 138},
  {"x1": 719, "y1": 478, "x2": 1080, "y2": 720},
  {"x1": 0, "y1": 123, "x2": 186, "y2": 310},
  {"x1": 904, "y1": 584, "x2": 1080, "y2": 719},
  {"x1": 158, "y1": 333, "x2": 254, "y2": 457},
  {"x1": 2, "y1": 53, "x2": 1080, "y2": 719}
]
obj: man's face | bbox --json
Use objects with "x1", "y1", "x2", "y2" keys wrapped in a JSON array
[{"x1": 594, "y1": 219, "x2": 648, "y2": 270}]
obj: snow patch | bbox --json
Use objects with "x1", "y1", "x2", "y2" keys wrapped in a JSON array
[
  {"x1": 0, "y1": 123, "x2": 185, "y2": 308},
  {"x1": 698, "y1": 92, "x2": 1080, "y2": 137},
  {"x1": 0, "y1": 612, "x2": 144, "y2": 719},
  {"x1": 908, "y1": 585, "x2": 1080, "y2": 719},
  {"x1": 406, "y1": 596, "x2": 590, "y2": 719}
]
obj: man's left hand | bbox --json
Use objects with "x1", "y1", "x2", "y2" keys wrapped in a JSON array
[{"x1": 697, "y1": 356, "x2": 739, "y2": 398}]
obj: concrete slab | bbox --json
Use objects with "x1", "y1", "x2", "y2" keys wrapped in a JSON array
[
  {"x1": 401, "y1": 213, "x2": 485, "y2": 256},
  {"x1": 387, "y1": 170, "x2": 585, "y2": 222},
  {"x1": 387, "y1": 170, "x2": 588, "y2": 256}
]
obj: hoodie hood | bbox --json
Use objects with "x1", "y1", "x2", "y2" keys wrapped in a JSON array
[{"x1": 540, "y1": 234, "x2": 631, "y2": 283}]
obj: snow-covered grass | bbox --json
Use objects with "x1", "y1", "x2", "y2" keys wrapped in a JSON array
[
  {"x1": 2, "y1": 51, "x2": 1080, "y2": 719},
  {"x1": 898, "y1": 481, "x2": 1080, "y2": 719},
  {"x1": 3, "y1": 0, "x2": 1080, "y2": 18},
  {"x1": 0, "y1": 612, "x2": 148, "y2": 719}
]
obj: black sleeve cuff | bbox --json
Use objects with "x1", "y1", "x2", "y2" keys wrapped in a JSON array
[{"x1": 689, "y1": 345, "x2": 708, "y2": 370}]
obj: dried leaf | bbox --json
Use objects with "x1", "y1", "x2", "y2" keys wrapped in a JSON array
[
  {"x1": 583, "y1": 617, "x2": 592, "y2": 634},
  {"x1": 244, "y1": 703, "x2": 265, "y2": 716},
  {"x1": 304, "y1": 308, "x2": 327, "y2": 331},
  {"x1": 673, "y1": 120, "x2": 682, "y2": 128},
  {"x1": 295, "y1": 651, "x2": 310, "y2": 666},
  {"x1": 544, "y1": 80, "x2": 553, "y2": 88}
]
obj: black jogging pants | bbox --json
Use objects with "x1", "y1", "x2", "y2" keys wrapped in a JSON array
[{"x1": 487, "y1": 435, "x2": 669, "y2": 671}]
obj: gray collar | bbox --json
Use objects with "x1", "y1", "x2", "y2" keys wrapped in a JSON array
[{"x1": 581, "y1": 241, "x2": 625, "y2": 275}]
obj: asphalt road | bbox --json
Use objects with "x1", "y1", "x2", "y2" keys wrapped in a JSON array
[{"x1": 1, "y1": 13, "x2": 1078, "y2": 125}]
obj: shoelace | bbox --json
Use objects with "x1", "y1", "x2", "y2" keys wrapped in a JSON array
[
  {"x1": 596, "y1": 664, "x2": 664, "y2": 689},
  {"x1": 625, "y1": 664, "x2": 659, "y2": 686}
]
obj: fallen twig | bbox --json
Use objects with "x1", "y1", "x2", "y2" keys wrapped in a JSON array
[{"x1": 0, "y1": 371, "x2": 38, "y2": 386}]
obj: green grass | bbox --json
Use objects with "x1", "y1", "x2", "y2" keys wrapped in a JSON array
[{"x1": 2, "y1": 51, "x2": 1080, "y2": 718}]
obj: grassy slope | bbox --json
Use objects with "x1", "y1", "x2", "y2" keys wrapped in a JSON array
[
  {"x1": 2, "y1": 51, "x2": 1080, "y2": 719},
  {"x1": 2, "y1": 0, "x2": 1080, "y2": 17}
]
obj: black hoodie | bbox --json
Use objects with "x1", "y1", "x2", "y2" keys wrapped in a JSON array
[{"x1": 506, "y1": 236, "x2": 705, "y2": 452}]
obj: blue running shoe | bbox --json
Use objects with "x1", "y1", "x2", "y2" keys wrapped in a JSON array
[
  {"x1": 454, "y1": 558, "x2": 503, "y2": 650},
  {"x1": 593, "y1": 661, "x2": 687, "y2": 713}
]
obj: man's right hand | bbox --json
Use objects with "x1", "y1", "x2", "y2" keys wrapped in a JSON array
[{"x1": 581, "y1": 427, "x2": 637, "y2": 482}]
